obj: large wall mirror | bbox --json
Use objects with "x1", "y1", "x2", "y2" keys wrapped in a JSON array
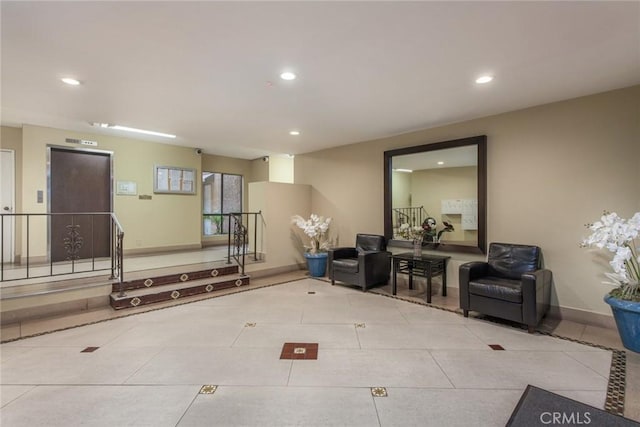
[{"x1": 384, "y1": 135, "x2": 487, "y2": 254}]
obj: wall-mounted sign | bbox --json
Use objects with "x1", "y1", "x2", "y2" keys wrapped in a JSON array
[{"x1": 116, "y1": 181, "x2": 137, "y2": 196}]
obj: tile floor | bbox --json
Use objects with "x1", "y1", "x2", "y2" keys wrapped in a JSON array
[{"x1": 2, "y1": 276, "x2": 638, "y2": 426}]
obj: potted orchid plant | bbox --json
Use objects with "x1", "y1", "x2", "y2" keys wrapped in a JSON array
[
  {"x1": 582, "y1": 211, "x2": 640, "y2": 352},
  {"x1": 292, "y1": 214, "x2": 332, "y2": 277}
]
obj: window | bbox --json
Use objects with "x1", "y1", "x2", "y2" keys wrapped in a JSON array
[{"x1": 202, "y1": 172, "x2": 243, "y2": 235}]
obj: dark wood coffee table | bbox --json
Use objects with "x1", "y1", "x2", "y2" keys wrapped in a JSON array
[{"x1": 392, "y1": 253, "x2": 450, "y2": 303}]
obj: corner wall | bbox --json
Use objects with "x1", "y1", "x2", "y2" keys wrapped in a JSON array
[
  {"x1": 248, "y1": 182, "x2": 311, "y2": 273},
  {"x1": 295, "y1": 85, "x2": 640, "y2": 317}
]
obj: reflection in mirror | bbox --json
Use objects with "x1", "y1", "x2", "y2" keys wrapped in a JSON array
[{"x1": 384, "y1": 136, "x2": 486, "y2": 254}]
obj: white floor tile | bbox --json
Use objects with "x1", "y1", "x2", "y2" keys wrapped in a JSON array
[
  {"x1": 125, "y1": 347, "x2": 292, "y2": 386},
  {"x1": 178, "y1": 386, "x2": 380, "y2": 427},
  {"x1": 233, "y1": 323, "x2": 361, "y2": 349},
  {"x1": 564, "y1": 350, "x2": 613, "y2": 378},
  {"x1": 0, "y1": 385, "x2": 35, "y2": 407},
  {"x1": 431, "y1": 350, "x2": 610, "y2": 391},
  {"x1": 0, "y1": 346, "x2": 161, "y2": 385},
  {"x1": 357, "y1": 323, "x2": 489, "y2": 350},
  {"x1": 375, "y1": 388, "x2": 523, "y2": 427},
  {"x1": 288, "y1": 349, "x2": 453, "y2": 388},
  {"x1": 465, "y1": 322, "x2": 610, "y2": 352},
  {"x1": 104, "y1": 319, "x2": 245, "y2": 348},
  {"x1": 0, "y1": 385, "x2": 198, "y2": 427}
]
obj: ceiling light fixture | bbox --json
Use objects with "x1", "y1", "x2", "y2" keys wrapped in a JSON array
[
  {"x1": 392, "y1": 168, "x2": 413, "y2": 173},
  {"x1": 91, "y1": 122, "x2": 176, "y2": 138},
  {"x1": 61, "y1": 77, "x2": 81, "y2": 86},
  {"x1": 289, "y1": 130, "x2": 300, "y2": 136},
  {"x1": 437, "y1": 161, "x2": 444, "y2": 165},
  {"x1": 475, "y1": 75, "x2": 494, "y2": 84},
  {"x1": 280, "y1": 71, "x2": 297, "y2": 81}
]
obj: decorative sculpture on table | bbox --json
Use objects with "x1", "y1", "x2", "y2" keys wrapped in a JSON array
[{"x1": 421, "y1": 217, "x2": 455, "y2": 243}]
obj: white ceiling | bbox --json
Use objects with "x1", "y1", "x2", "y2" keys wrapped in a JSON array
[{"x1": 2, "y1": 1, "x2": 639, "y2": 160}]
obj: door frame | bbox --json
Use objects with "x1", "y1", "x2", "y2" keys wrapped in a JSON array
[
  {"x1": 1, "y1": 149, "x2": 15, "y2": 263},
  {"x1": 47, "y1": 145, "x2": 114, "y2": 261}
]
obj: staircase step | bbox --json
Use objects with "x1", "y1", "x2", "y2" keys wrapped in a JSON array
[
  {"x1": 109, "y1": 275, "x2": 249, "y2": 310},
  {"x1": 111, "y1": 265, "x2": 239, "y2": 293}
]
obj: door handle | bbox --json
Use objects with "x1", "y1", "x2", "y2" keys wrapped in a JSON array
[{"x1": 3, "y1": 206, "x2": 11, "y2": 211}]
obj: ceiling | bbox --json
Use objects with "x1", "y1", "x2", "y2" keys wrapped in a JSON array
[
  {"x1": 393, "y1": 145, "x2": 477, "y2": 171},
  {"x1": 2, "y1": 2, "x2": 639, "y2": 160}
]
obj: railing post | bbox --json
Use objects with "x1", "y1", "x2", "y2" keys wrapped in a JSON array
[
  {"x1": 226, "y1": 214, "x2": 232, "y2": 264},
  {"x1": 253, "y1": 211, "x2": 258, "y2": 261}
]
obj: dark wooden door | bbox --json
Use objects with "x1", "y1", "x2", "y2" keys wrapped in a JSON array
[{"x1": 50, "y1": 148, "x2": 111, "y2": 262}]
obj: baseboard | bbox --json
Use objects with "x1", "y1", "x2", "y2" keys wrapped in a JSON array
[
  {"x1": 1, "y1": 295, "x2": 109, "y2": 325},
  {"x1": 124, "y1": 244, "x2": 202, "y2": 256},
  {"x1": 201, "y1": 239, "x2": 229, "y2": 247},
  {"x1": 546, "y1": 304, "x2": 615, "y2": 330},
  {"x1": 245, "y1": 263, "x2": 303, "y2": 278}
]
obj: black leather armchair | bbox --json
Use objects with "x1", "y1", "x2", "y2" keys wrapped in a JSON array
[
  {"x1": 459, "y1": 243, "x2": 552, "y2": 333},
  {"x1": 328, "y1": 234, "x2": 391, "y2": 291}
]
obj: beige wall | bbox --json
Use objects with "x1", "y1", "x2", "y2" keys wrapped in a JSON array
[
  {"x1": 20, "y1": 125, "x2": 202, "y2": 255},
  {"x1": 250, "y1": 158, "x2": 269, "y2": 183},
  {"x1": 391, "y1": 170, "x2": 411, "y2": 208},
  {"x1": 411, "y1": 166, "x2": 477, "y2": 243},
  {"x1": 248, "y1": 182, "x2": 311, "y2": 270},
  {"x1": 295, "y1": 85, "x2": 640, "y2": 316},
  {"x1": 268, "y1": 156, "x2": 294, "y2": 184}
]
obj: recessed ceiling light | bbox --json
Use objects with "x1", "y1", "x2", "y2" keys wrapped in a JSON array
[
  {"x1": 280, "y1": 72, "x2": 297, "y2": 81},
  {"x1": 437, "y1": 161, "x2": 444, "y2": 165},
  {"x1": 61, "y1": 77, "x2": 81, "y2": 86},
  {"x1": 392, "y1": 168, "x2": 413, "y2": 173},
  {"x1": 289, "y1": 130, "x2": 300, "y2": 136},
  {"x1": 475, "y1": 75, "x2": 493, "y2": 84}
]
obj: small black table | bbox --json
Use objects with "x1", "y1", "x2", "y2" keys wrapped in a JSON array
[{"x1": 392, "y1": 253, "x2": 451, "y2": 303}]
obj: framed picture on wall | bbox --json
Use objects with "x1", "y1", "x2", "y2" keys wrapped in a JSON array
[{"x1": 154, "y1": 165, "x2": 196, "y2": 194}]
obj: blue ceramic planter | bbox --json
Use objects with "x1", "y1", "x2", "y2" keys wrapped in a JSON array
[
  {"x1": 304, "y1": 252, "x2": 328, "y2": 277},
  {"x1": 604, "y1": 294, "x2": 640, "y2": 353}
]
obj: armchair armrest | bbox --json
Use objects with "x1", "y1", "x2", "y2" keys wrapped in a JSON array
[
  {"x1": 521, "y1": 269, "x2": 553, "y2": 325},
  {"x1": 359, "y1": 250, "x2": 391, "y2": 288},
  {"x1": 459, "y1": 261, "x2": 489, "y2": 310}
]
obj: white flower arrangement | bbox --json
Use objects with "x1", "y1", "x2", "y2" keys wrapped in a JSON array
[
  {"x1": 398, "y1": 223, "x2": 426, "y2": 241},
  {"x1": 292, "y1": 214, "x2": 332, "y2": 254},
  {"x1": 582, "y1": 211, "x2": 640, "y2": 301}
]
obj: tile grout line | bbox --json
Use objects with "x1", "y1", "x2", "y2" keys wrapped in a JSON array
[{"x1": 173, "y1": 388, "x2": 202, "y2": 427}]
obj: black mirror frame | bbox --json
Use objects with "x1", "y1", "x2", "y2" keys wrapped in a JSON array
[{"x1": 384, "y1": 135, "x2": 487, "y2": 254}]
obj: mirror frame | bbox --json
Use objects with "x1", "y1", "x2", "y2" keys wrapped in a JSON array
[{"x1": 384, "y1": 135, "x2": 487, "y2": 254}]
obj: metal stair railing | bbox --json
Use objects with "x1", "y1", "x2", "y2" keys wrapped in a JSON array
[
  {"x1": 226, "y1": 211, "x2": 262, "y2": 276},
  {"x1": 392, "y1": 206, "x2": 429, "y2": 234},
  {"x1": 0, "y1": 212, "x2": 124, "y2": 286}
]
